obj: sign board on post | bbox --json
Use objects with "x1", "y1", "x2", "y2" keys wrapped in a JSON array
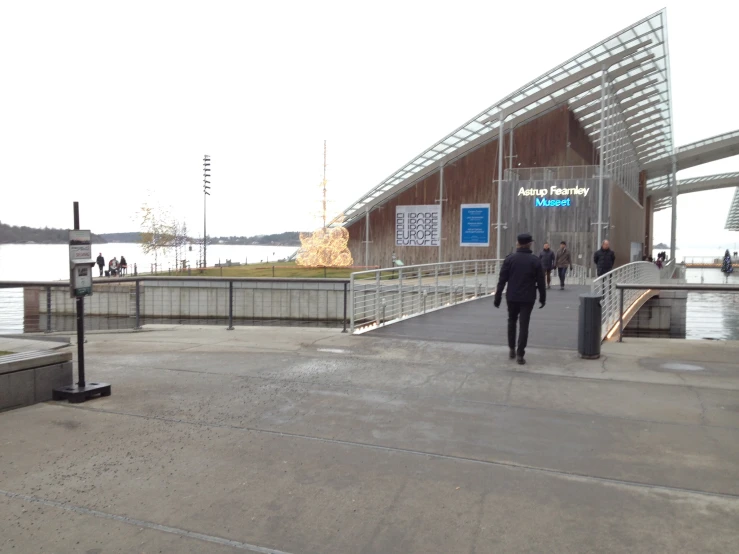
[
  {"x1": 69, "y1": 230, "x2": 94, "y2": 298},
  {"x1": 395, "y1": 205, "x2": 441, "y2": 247},
  {"x1": 460, "y1": 204, "x2": 490, "y2": 247},
  {"x1": 69, "y1": 230, "x2": 92, "y2": 262},
  {"x1": 72, "y1": 265, "x2": 93, "y2": 297}
]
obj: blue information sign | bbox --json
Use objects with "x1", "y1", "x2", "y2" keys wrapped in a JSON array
[{"x1": 460, "y1": 204, "x2": 490, "y2": 247}]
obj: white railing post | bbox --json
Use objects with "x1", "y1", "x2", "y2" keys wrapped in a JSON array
[
  {"x1": 474, "y1": 261, "x2": 479, "y2": 298},
  {"x1": 462, "y1": 262, "x2": 467, "y2": 301},
  {"x1": 398, "y1": 268, "x2": 404, "y2": 319},
  {"x1": 449, "y1": 263, "x2": 454, "y2": 304},
  {"x1": 350, "y1": 273, "x2": 355, "y2": 333},
  {"x1": 375, "y1": 270, "x2": 381, "y2": 325},
  {"x1": 418, "y1": 267, "x2": 423, "y2": 313},
  {"x1": 434, "y1": 265, "x2": 439, "y2": 309}
]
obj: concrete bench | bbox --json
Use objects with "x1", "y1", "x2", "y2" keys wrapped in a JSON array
[{"x1": 0, "y1": 350, "x2": 73, "y2": 411}]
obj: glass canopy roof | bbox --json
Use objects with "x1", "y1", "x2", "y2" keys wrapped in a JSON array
[
  {"x1": 334, "y1": 9, "x2": 674, "y2": 227},
  {"x1": 726, "y1": 187, "x2": 739, "y2": 231}
]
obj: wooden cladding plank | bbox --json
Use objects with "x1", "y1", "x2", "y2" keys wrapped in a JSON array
[{"x1": 348, "y1": 107, "x2": 598, "y2": 267}]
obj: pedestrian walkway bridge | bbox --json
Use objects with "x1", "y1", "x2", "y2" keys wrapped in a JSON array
[
  {"x1": 369, "y1": 285, "x2": 588, "y2": 350},
  {"x1": 351, "y1": 259, "x2": 675, "y2": 347}
]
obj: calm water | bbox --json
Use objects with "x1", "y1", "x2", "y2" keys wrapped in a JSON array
[
  {"x1": 683, "y1": 267, "x2": 739, "y2": 340},
  {"x1": 0, "y1": 243, "x2": 298, "y2": 281}
]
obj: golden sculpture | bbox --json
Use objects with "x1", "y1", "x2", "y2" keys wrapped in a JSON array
[
  {"x1": 296, "y1": 226, "x2": 353, "y2": 267},
  {"x1": 296, "y1": 140, "x2": 354, "y2": 268}
]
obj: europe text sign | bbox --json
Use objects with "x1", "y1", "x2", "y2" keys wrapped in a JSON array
[{"x1": 395, "y1": 205, "x2": 441, "y2": 247}]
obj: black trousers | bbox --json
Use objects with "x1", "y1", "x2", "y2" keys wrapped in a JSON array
[
  {"x1": 98, "y1": 264, "x2": 104, "y2": 276},
  {"x1": 557, "y1": 267, "x2": 567, "y2": 287},
  {"x1": 545, "y1": 269, "x2": 551, "y2": 286},
  {"x1": 507, "y1": 301, "x2": 535, "y2": 356}
]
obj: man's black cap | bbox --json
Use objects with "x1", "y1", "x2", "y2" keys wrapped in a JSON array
[{"x1": 517, "y1": 233, "x2": 533, "y2": 244}]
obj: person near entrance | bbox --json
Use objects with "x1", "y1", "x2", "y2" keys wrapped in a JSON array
[
  {"x1": 96, "y1": 253, "x2": 105, "y2": 277},
  {"x1": 555, "y1": 241, "x2": 573, "y2": 290},
  {"x1": 494, "y1": 233, "x2": 546, "y2": 365},
  {"x1": 538, "y1": 242, "x2": 556, "y2": 289},
  {"x1": 593, "y1": 240, "x2": 616, "y2": 277}
]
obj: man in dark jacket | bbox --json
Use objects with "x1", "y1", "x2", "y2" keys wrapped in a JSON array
[
  {"x1": 539, "y1": 242, "x2": 556, "y2": 289},
  {"x1": 593, "y1": 240, "x2": 616, "y2": 277},
  {"x1": 494, "y1": 233, "x2": 546, "y2": 365},
  {"x1": 555, "y1": 241, "x2": 573, "y2": 290},
  {"x1": 96, "y1": 253, "x2": 105, "y2": 277}
]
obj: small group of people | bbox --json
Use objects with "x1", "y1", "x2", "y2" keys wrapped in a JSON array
[
  {"x1": 496, "y1": 235, "x2": 617, "y2": 365},
  {"x1": 96, "y1": 253, "x2": 128, "y2": 277}
]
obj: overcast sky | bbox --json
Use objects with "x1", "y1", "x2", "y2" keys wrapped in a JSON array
[{"x1": 1, "y1": 1, "x2": 737, "y2": 249}]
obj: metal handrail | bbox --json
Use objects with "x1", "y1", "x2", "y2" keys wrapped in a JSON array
[
  {"x1": 616, "y1": 283, "x2": 739, "y2": 291},
  {"x1": 591, "y1": 261, "x2": 660, "y2": 341},
  {"x1": 350, "y1": 258, "x2": 496, "y2": 278},
  {"x1": 614, "y1": 282, "x2": 739, "y2": 341},
  {"x1": 659, "y1": 258, "x2": 676, "y2": 280},
  {"x1": 350, "y1": 259, "x2": 502, "y2": 334},
  {"x1": 0, "y1": 276, "x2": 350, "y2": 288},
  {"x1": 1, "y1": 277, "x2": 352, "y2": 333}
]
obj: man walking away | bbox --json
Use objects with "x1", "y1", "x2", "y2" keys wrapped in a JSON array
[
  {"x1": 593, "y1": 240, "x2": 616, "y2": 277},
  {"x1": 539, "y1": 242, "x2": 555, "y2": 289},
  {"x1": 96, "y1": 253, "x2": 105, "y2": 277},
  {"x1": 494, "y1": 233, "x2": 546, "y2": 365},
  {"x1": 555, "y1": 241, "x2": 572, "y2": 290}
]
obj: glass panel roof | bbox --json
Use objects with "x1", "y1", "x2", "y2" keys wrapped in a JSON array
[
  {"x1": 726, "y1": 187, "x2": 739, "y2": 231},
  {"x1": 334, "y1": 9, "x2": 674, "y2": 226}
]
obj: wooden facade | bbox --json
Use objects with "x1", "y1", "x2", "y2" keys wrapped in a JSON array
[{"x1": 347, "y1": 106, "x2": 644, "y2": 270}]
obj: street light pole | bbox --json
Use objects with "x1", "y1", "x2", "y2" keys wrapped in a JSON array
[{"x1": 203, "y1": 155, "x2": 211, "y2": 268}]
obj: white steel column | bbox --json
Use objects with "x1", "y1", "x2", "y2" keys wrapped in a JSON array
[
  {"x1": 496, "y1": 113, "x2": 505, "y2": 269},
  {"x1": 597, "y1": 69, "x2": 607, "y2": 248},
  {"x1": 364, "y1": 207, "x2": 370, "y2": 267},
  {"x1": 670, "y1": 155, "x2": 678, "y2": 261},
  {"x1": 438, "y1": 163, "x2": 444, "y2": 263}
]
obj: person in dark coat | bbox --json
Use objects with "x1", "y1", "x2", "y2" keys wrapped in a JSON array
[
  {"x1": 593, "y1": 240, "x2": 616, "y2": 277},
  {"x1": 494, "y1": 233, "x2": 546, "y2": 365},
  {"x1": 538, "y1": 242, "x2": 556, "y2": 289},
  {"x1": 554, "y1": 241, "x2": 573, "y2": 290},
  {"x1": 96, "y1": 253, "x2": 105, "y2": 277}
]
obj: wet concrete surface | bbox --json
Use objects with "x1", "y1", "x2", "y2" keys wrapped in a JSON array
[{"x1": 1, "y1": 327, "x2": 739, "y2": 553}]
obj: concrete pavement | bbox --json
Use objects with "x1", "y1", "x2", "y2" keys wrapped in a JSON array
[{"x1": 1, "y1": 326, "x2": 738, "y2": 553}]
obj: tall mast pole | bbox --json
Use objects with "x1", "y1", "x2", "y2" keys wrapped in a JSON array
[
  {"x1": 203, "y1": 155, "x2": 211, "y2": 268},
  {"x1": 323, "y1": 140, "x2": 327, "y2": 229}
]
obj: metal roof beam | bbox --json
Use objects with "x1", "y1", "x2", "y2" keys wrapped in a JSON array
[
  {"x1": 591, "y1": 112, "x2": 664, "y2": 141},
  {"x1": 648, "y1": 173, "x2": 739, "y2": 199},
  {"x1": 570, "y1": 73, "x2": 656, "y2": 111},
  {"x1": 482, "y1": 39, "x2": 652, "y2": 124},
  {"x1": 631, "y1": 124, "x2": 665, "y2": 143},
  {"x1": 578, "y1": 89, "x2": 659, "y2": 125}
]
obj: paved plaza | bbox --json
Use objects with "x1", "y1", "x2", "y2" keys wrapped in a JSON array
[{"x1": 1, "y1": 326, "x2": 738, "y2": 553}]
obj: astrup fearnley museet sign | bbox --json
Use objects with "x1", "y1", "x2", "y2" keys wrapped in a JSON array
[{"x1": 518, "y1": 185, "x2": 590, "y2": 207}]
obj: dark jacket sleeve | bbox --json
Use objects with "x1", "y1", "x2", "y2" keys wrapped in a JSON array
[
  {"x1": 536, "y1": 260, "x2": 546, "y2": 304},
  {"x1": 594, "y1": 250, "x2": 600, "y2": 265},
  {"x1": 494, "y1": 258, "x2": 511, "y2": 301}
]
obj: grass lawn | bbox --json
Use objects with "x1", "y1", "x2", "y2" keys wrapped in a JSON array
[
  {"x1": 148, "y1": 261, "x2": 360, "y2": 279},
  {"x1": 0, "y1": 351, "x2": 14, "y2": 356}
]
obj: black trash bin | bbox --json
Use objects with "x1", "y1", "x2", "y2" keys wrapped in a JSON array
[{"x1": 578, "y1": 293, "x2": 602, "y2": 359}]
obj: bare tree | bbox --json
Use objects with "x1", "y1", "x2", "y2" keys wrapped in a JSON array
[{"x1": 139, "y1": 202, "x2": 175, "y2": 271}]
